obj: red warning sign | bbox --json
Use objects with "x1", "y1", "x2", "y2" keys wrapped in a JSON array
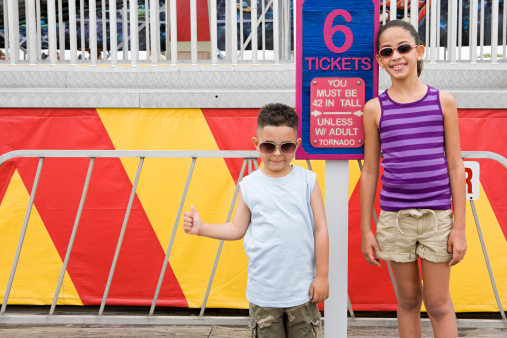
[{"x1": 310, "y1": 77, "x2": 365, "y2": 148}]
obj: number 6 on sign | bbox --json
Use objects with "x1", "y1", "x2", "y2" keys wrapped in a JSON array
[{"x1": 324, "y1": 10, "x2": 353, "y2": 54}]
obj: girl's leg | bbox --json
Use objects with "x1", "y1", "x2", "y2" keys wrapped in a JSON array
[
  {"x1": 421, "y1": 259, "x2": 458, "y2": 338},
  {"x1": 391, "y1": 261, "x2": 423, "y2": 338}
]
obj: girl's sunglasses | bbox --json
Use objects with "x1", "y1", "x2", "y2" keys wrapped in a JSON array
[
  {"x1": 378, "y1": 44, "x2": 418, "y2": 58},
  {"x1": 258, "y1": 142, "x2": 297, "y2": 155}
]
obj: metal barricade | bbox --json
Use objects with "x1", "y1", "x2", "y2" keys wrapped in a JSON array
[{"x1": 0, "y1": 149, "x2": 506, "y2": 329}]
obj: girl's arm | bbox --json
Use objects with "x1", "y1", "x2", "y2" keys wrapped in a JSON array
[
  {"x1": 182, "y1": 189, "x2": 251, "y2": 240},
  {"x1": 441, "y1": 92, "x2": 467, "y2": 266},
  {"x1": 309, "y1": 181, "x2": 329, "y2": 304},
  {"x1": 360, "y1": 98, "x2": 382, "y2": 267}
]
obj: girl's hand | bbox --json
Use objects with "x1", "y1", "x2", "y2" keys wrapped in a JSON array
[
  {"x1": 183, "y1": 205, "x2": 202, "y2": 235},
  {"x1": 309, "y1": 275, "x2": 329, "y2": 304},
  {"x1": 362, "y1": 231, "x2": 381, "y2": 267},
  {"x1": 448, "y1": 227, "x2": 467, "y2": 266}
]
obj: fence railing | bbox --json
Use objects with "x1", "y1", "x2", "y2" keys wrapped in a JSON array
[
  {"x1": 0, "y1": 1, "x2": 506, "y2": 67},
  {"x1": 0, "y1": 149, "x2": 506, "y2": 329}
]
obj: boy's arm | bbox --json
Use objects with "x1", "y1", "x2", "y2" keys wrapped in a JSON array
[
  {"x1": 360, "y1": 99, "x2": 382, "y2": 267},
  {"x1": 183, "y1": 189, "x2": 251, "y2": 240},
  {"x1": 309, "y1": 181, "x2": 330, "y2": 304},
  {"x1": 441, "y1": 92, "x2": 467, "y2": 266}
]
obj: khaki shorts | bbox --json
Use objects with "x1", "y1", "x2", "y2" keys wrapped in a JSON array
[
  {"x1": 375, "y1": 209, "x2": 454, "y2": 263},
  {"x1": 249, "y1": 301, "x2": 323, "y2": 338}
]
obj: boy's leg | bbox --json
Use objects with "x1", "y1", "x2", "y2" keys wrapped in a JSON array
[
  {"x1": 391, "y1": 261, "x2": 423, "y2": 338},
  {"x1": 249, "y1": 303, "x2": 285, "y2": 338},
  {"x1": 421, "y1": 259, "x2": 458, "y2": 338},
  {"x1": 285, "y1": 301, "x2": 322, "y2": 338}
]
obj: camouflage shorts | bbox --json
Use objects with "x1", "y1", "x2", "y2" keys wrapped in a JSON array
[{"x1": 249, "y1": 301, "x2": 323, "y2": 338}]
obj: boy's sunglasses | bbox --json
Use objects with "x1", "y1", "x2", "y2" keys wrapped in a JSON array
[
  {"x1": 378, "y1": 44, "x2": 418, "y2": 58},
  {"x1": 258, "y1": 142, "x2": 297, "y2": 155}
]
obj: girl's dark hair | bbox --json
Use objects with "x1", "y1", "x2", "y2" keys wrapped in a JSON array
[
  {"x1": 376, "y1": 20, "x2": 424, "y2": 77},
  {"x1": 257, "y1": 103, "x2": 298, "y2": 132}
]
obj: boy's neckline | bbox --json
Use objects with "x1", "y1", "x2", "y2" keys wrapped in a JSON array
[
  {"x1": 259, "y1": 165, "x2": 294, "y2": 179},
  {"x1": 385, "y1": 85, "x2": 430, "y2": 106}
]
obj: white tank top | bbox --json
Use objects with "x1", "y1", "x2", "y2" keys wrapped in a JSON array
[{"x1": 239, "y1": 165, "x2": 317, "y2": 307}]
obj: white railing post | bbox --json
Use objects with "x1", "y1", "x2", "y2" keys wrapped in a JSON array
[
  {"x1": 47, "y1": 0, "x2": 58, "y2": 64},
  {"x1": 26, "y1": 0, "x2": 37, "y2": 64},
  {"x1": 449, "y1": 0, "x2": 458, "y2": 63},
  {"x1": 480, "y1": 0, "x2": 485, "y2": 59},
  {"x1": 410, "y1": 0, "x2": 418, "y2": 31},
  {"x1": 150, "y1": 0, "x2": 159, "y2": 65},
  {"x1": 251, "y1": 0, "x2": 258, "y2": 64},
  {"x1": 210, "y1": 0, "x2": 218, "y2": 65},
  {"x1": 102, "y1": 0, "x2": 107, "y2": 60},
  {"x1": 491, "y1": 0, "x2": 499, "y2": 64},
  {"x1": 273, "y1": 0, "x2": 279, "y2": 64},
  {"x1": 80, "y1": 0, "x2": 86, "y2": 59},
  {"x1": 430, "y1": 0, "x2": 438, "y2": 63},
  {"x1": 231, "y1": 0, "x2": 238, "y2": 64},
  {"x1": 90, "y1": 0, "x2": 98, "y2": 65},
  {"x1": 390, "y1": 0, "x2": 396, "y2": 22},
  {"x1": 109, "y1": 0, "x2": 118, "y2": 65},
  {"x1": 69, "y1": 0, "x2": 78, "y2": 64},
  {"x1": 130, "y1": 0, "x2": 139, "y2": 65},
  {"x1": 190, "y1": 0, "x2": 198, "y2": 64},
  {"x1": 7, "y1": 0, "x2": 19, "y2": 64},
  {"x1": 470, "y1": 0, "x2": 478, "y2": 63},
  {"x1": 169, "y1": 0, "x2": 177, "y2": 65},
  {"x1": 122, "y1": 0, "x2": 128, "y2": 60},
  {"x1": 58, "y1": 0, "x2": 65, "y2": 60}
]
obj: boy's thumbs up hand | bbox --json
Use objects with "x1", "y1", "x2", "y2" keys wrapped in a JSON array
[{"x1": 183, "y1": 205, "x2": 202, "y2": 235}]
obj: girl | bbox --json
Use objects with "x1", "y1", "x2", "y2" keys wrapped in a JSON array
[{"x1": 360, "y1": 20, "x2": 467, "y2": 338}]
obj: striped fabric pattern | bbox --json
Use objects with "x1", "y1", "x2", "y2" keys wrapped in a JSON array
[{"x1": 378, "y1": 86, "x2": 451, "y2": 211}]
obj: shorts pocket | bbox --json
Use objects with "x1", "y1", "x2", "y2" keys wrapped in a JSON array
[
  {"x1": 376, "y1": 211, "x2": 398, "y2": 250},
  {"x1": 310, "y1": 313, "x2": 323, "y2": 337}
]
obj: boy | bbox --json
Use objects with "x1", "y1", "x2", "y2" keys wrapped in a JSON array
[{"x1": 183, "y1": 103, "x2": 329, "y2": 337}]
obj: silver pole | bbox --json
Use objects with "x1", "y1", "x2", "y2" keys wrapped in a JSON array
[
  {"x1": 80, "y1": 0, "x2": 85, "y2": 59},
  {"x1": 26, "y1": 0, "x2": 37, "y2": 64},
  {"x1": 58, "y1": 0, "x2": 65, "y2": 60},
  {"x1": 98, "y1": 157, "x2": 145, "y2": 315},
  {"x1": 231, "y1": 0, "x2": 238, "y2": 64},
  {"x1": 150, "y1": 0, "x2": 159, "y2": 65},
  {"x1": 251, "y1": 0, "x2": 258, "y2": 64},
  {"x1": 210, "y1": 0, "x2": 218, "y2": 65},
  {"x1": 109, "y1": 0, "x2": 118, "y2": 65},
  {"x1": 7, "y1": 0, "x2": 19, "y2": 64},
  {"x1": 69, "y1": 0, "x2": 78, "y2": 64},
  {"x1": 273, "y1": 0, "x2": 279, "y2": 64},
  {"x1": 1, "y1": 158, "x2": 44, "y2": 315},
  {"x1": 470, "y1": 200, "x2": 506, "y2": 320},
  {"x1": 89, "y1": 0, "x2": 98, "y2": 65},
  {"x1": 130, "y1": 0, "x2": 139, "y2": 65},
  {"x1": 491, "y1": 0, "x2": 499, "y2": 63},
  {"x1": 102, "y1": 0, "x2": 107, "y2": 58},
  {"x1": 149, "y1": 158, "x2": 197, "y2": 316},
  {"x1": 190, "y1": 0, "x2": 197, "y2": 64},
  {"x1": 199, "y1": 158, "x2": 248, "y2": 316},
  {"x1": 145, "y1": 0, "x2": 150, "y2": 60},
  {"x1": 50, "y1": 158, "x2": 95, "y2": 315},
  {"x1": 170, "y1": 0, "x2": 177, "y2": 65},
  {"x1": 122, "y1": 0, "x2": 128, "y2": 60}
]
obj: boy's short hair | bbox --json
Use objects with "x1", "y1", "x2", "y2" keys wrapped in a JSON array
[{"x1": 257, "y1": 103, "x2": 298, "y2": 132}]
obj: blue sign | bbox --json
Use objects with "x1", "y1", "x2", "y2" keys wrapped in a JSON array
[{"x1": 296, "y1": 0, "x2": 379, "y2": 160}]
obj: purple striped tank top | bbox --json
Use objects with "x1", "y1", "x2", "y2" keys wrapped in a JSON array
[{"x1": 378, "y1": 86, "x2": 451, "y2": 212}]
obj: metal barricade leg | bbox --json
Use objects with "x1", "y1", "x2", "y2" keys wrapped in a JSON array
[
  {"x1": 150, "y1": 158, "x2": 196, "y2": 316},
  {"x1": 50, "y1": 157, "x2": 95, "y2": 315},
  {"x1": 99, "y1": 157, "x2": 145, "y2": 316},
  {"x1": 470, "y1": 200, "x2": 506, "y2": 320},
  {"x1": 199, "y1": 158, "x2": 249, "y2": 317},
  {"x1": 1, "y1": 157, "x2": 44, "y2": 315}
]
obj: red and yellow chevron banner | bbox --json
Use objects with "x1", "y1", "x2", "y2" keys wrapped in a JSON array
[{"x1": 0, "y1": 108, "x2": 506, "y2": 312}]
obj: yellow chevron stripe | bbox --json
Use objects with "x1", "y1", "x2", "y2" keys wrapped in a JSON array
[{"x1": 0, "y1": 170, "x2": 82, "y2": 305}]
